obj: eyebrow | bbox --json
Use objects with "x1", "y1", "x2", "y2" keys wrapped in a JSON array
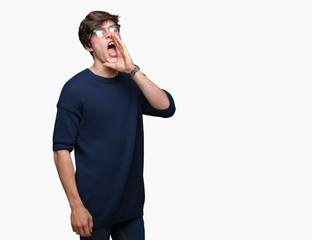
[{"x1": 99, "y1": 24, "x2": 117, "y2": 29}]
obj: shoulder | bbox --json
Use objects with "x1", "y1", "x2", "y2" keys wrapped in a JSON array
[
  {"x1": 61, "y1": 69, "x2": 90, "y2": 94},
  {"x1": 57, "y1": 69, "x2": 90, "y2": 110}
]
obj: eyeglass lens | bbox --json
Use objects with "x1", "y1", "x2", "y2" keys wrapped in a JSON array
[{"x1": 95, "y1": 25, "x2": 119, "y2": 37}]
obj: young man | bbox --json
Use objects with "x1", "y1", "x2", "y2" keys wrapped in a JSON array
[{"x1": 52, "y1": 11, "x2": 175, "y2": 240}]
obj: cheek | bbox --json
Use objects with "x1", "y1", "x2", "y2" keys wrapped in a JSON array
[
  {"x1": 92, "y1": 40, "x2": 106, "y2": 53},
  {"x1": 92, "y1": 43, "x2": 110, "y2": 62}
]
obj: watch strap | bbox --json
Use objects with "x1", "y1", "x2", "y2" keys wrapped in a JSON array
[{"x1": 129, "y1": 65, "x2": 140, "y2": 77}]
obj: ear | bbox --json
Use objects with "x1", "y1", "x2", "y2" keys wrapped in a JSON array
[
  {"x1": 85, "y1": 44, "x2": 93, "y2": 53},
  {"x1": 84, "y1": 43, "x2": 93, "y2": 52}
]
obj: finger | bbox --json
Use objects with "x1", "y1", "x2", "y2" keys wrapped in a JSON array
[
  {"x1": 84, "y1": 224, "x2": 92, "y2": 237},
  {"x1": 114, "y1": 33, "x2": 128, "y2": 52},
  {"x1": 78, "y1": 226, "x2": 87, "y2": 237},
  {"x1": 113, "y1": 33, "x2": 130, "y2": 57},
  {"x1": 102, "y1": 61, "x2": 116, "y2": 69},
  {"x1": 112, "y1": 33, "x2": 124, "y2": 52},
  {"x1": 88, "y1": 217, "x2": 94, "y2": 233},
  {"x1": 71, "y1": 223, "x2": 76, "y2": 233},
  {"x1": 113, "y1": 32, "x2": 123, "y2": 45},
  {"x1": 73, "y1": 226, "x2": 80, "y2": 235},
  {"x1": 71, "y1": 215, "x2": 79, "y2": 234}
]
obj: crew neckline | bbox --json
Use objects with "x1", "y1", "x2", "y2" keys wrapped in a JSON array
[{"x1": 85, "y1": 68, "x2": 121, "y2": 83}]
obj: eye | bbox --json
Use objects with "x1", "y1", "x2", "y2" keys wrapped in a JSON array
[
  {"x1": 108, "y1": 26, "x2": 118, "y2": 32},
  {"x1": 95, "y1": 30, "x2": 103, "y2": 37}
]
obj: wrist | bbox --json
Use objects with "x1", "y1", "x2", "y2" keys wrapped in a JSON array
[
  {"x1": 128, "y1": 64, "x2": 140, "y2": 77},
  {"x1": 69, "y1": 199, "x2": 84, "y2": 210},
  {"x1": 125, "y1": 64, "x2": 135, "y2": 74}
]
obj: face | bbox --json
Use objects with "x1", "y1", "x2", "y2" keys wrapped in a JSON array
[{"x1": 87, "y1": 20, "x2": 120, "y2": 63}]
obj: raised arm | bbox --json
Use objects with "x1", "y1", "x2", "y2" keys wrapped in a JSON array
[
  {"x1": 102, "y1": 32, "x2": 175, "y2": 116},
  {"x1": 131, "y1": 70, "x2": 170, "y2": 109}
]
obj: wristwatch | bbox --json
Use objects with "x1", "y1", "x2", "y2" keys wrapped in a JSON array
[{"x1": 129, "y1": 65, "x2": 140, "y2": 77}]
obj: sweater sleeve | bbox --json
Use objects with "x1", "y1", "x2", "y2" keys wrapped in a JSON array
[
  {"x1": 141, "y1": 89, "x2": 176, "y2": 118},
  {"x1": 52, "y1": 82, "x2": 81, "y2": 152}
]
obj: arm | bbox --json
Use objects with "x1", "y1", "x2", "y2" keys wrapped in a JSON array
[
  {"x1": 131, "y1": 71, "x2": 170, "y2": 110},
  {"x1": 102, "y1": 33, "x2": 171, "y2": 110},
  {"x1": 54, "y1": 150, "x2": 93, "y2": 237}
]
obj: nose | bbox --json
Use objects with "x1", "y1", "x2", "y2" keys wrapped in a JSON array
[{"x1": 105, "y1": 29, "x2": 113, "y2": 38}]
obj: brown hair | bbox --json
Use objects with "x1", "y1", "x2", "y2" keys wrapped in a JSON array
[{"x1": 78, "y1": 11, "x2": 120, "y2": 57}]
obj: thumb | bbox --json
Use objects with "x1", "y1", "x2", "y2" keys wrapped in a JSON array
[{"x1": 102, "y1": 61, "x2": 115, "y2": 69}]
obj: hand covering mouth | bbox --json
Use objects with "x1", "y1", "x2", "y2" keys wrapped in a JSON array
[{"x1": 107, "y1": 41, "x2": 117, "y2": 57}]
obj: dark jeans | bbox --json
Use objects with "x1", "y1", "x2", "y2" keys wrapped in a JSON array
[{"x1": 80, "y1": 217, "x2": 145, "y2": 240}]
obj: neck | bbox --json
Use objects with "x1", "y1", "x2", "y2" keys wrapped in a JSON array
[{"x1": 89, "y1": 62, "x2": 118, "y2": 78}]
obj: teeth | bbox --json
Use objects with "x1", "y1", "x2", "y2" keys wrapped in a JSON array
[{"x1": 109, "y1": 42, "x2": 114, "y2": 46}]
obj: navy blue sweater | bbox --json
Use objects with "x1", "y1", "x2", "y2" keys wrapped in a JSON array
[{"x1": 52, "y1": 68, "x2": 175, "y2": 228}]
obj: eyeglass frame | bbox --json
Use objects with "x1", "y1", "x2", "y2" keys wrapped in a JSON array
[{"x1": 93, "y1": 24, "x2": 121, "y2": 38}]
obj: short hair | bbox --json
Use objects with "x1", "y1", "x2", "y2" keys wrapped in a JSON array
[{"x1": 78, "y1": 10, "x2": 120, "y2": 57}]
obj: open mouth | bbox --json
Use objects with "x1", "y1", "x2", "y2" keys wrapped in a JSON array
[{"x1": 107, "y1": 42, "x2": 117, "y2": 57}]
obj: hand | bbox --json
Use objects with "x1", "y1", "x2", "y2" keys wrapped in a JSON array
[
  {"x1": 102, "y1": 33, "x2": 135, "y2": 74},
  {"x1": 70, "y1": 205, "x2": 93, "y2": 237}
]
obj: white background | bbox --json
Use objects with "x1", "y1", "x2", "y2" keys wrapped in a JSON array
[{"x1": 0, "y1": 0, "x2": 311, "y2": 239}]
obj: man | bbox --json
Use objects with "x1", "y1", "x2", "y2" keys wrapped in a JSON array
[{"x1": 52, "y1": 10, "x2": 176, "y2": 240}]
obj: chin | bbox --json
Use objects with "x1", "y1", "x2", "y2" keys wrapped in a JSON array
[{"x1": 109, "y1": 56, "x2": 117, "y2": 63}]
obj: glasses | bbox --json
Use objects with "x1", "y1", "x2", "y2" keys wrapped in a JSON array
[{"x1": 93, "y1": 24, "x2": 121, "y2": 38}]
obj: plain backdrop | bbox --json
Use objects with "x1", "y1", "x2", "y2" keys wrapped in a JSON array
[{"x1": 0, "y1": 0, "x2": 311, "y2": 239}]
